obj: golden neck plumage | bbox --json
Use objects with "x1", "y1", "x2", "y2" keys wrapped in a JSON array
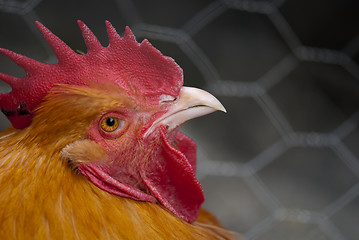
[{"x1": 0, "y1": 128, "x2": 235, "y2": 240}]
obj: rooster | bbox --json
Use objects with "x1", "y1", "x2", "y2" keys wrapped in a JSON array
[{"x1": 0, "y1": 21, "x2": 236, "y2": 239}]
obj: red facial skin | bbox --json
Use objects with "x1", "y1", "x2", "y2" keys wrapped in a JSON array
[{"x1": 80, "y1": 103, "x2": 204, "y2": 223}]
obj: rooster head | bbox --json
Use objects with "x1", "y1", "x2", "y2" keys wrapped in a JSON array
[{"x1": 0, "y1": 21, "x2": 225, "y2": 223}]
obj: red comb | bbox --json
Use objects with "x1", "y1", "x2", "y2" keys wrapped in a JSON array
[{"x1": 0, "y1": 21, "x2": 183, "y2": 129}]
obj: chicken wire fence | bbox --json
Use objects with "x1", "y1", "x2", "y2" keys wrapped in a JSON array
[{"x1": 0, "y1": 0, "x2": 359, "y2": 239}]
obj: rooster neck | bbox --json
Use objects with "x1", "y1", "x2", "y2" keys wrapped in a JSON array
[{"x1": 0, "y1": 128, "x2": 235, "y2": 240}]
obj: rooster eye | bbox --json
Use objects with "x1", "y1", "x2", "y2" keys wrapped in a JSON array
[{"x1": 100, "y1": 117, "x2": 124, "y2": 132}]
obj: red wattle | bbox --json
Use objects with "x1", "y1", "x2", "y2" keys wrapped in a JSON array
[{"x1": 141, "y1": 126, "x2": 204, "y2": 223}]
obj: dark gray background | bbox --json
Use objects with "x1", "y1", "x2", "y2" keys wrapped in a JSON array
[{"x1": 1, "y1": 0, "x2": 359, "y2": 239}]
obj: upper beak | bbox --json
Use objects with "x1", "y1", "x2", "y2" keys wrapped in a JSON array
[{"x1": 145, "y1": 86, "x2": 226, "y2": 137}]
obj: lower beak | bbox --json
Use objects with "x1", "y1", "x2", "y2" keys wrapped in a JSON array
[{"x1": 145, "y1": 86, "x2": 226, "y2": 137}]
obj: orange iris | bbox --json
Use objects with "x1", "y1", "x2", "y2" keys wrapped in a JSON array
[{"x1": 100, "y1": 117, "x2": 122, "y2": 132}]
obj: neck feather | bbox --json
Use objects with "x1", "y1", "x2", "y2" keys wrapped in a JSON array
[{"x1": 0, "y1": 128, "x2": 234, "y2": 240}]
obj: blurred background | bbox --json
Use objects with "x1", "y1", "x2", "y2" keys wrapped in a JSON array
[{"x1": 0, "y1": 0, "x2": 359, "y2": 239}]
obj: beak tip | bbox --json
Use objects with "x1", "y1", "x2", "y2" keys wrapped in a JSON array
[
  {"x1": 218, "y1": 104, "x2": 227, "y2": 113},
  {"x1": 211, "y1": 97, "x2": 226, "y2": 113}
]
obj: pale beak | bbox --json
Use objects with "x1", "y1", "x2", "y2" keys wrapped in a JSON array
[{"x1": 145, "y1": 86, "x2": 226, "y2": 137}]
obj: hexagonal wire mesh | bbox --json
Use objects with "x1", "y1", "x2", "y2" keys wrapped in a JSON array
[{"x1": 0, "y1": 0, "x2": 359, "y2": 239}]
